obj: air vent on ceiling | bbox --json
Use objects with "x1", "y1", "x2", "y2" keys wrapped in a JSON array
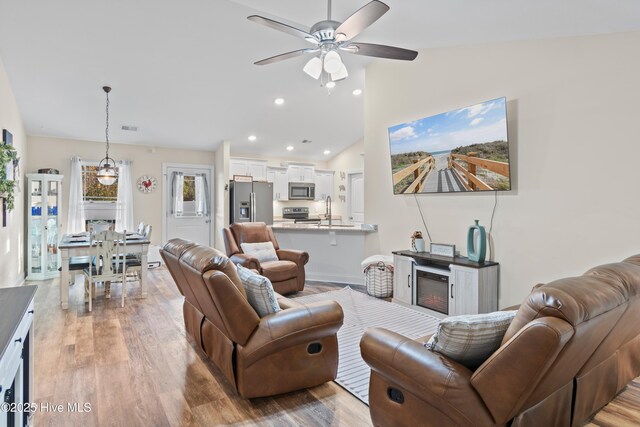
[
  {"x1": 121, "y1": 125, "x2": 138, "y2": 132},
  {"x1": 301, "y1": 139, "x2": 312, "y2": 144}
]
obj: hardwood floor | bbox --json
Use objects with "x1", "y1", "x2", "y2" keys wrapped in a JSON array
[
  {"x1": 29, "y1": 268, "x2": 370, "y2": 427},
  {"x1": 28, "y1": 268, "x2": 639, "y2": 426}
]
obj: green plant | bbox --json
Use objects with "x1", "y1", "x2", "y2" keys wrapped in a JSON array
[{"x1": 0, "y1": 145, "x2": 18, "y2": 211}]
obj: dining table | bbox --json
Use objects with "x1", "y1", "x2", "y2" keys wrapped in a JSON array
[{"x1": 58, "y1": 232, "x2": 151, "y2": 309}]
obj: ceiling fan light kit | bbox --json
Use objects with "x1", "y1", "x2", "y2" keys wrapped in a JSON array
[
  {"x1": 331, "y1": 63, "x2": 349, "y2": 81},
  {"x1": 303, "y1": 56, "x2": 323, "y2": 79},
  {"x1": 248, "y1": 0, "x2": 418, "y2": 88},
  {"x1": 323, "y1": 50, "x2": 343, "y2": 73}
]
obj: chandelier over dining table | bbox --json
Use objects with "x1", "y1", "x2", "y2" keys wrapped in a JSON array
[{"x1": 96, "y1": 86, "x2": 117, "y2": 186}]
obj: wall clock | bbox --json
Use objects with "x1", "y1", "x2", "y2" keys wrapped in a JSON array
[{"x1": 137, "y1": 175, "x2": 157, "y2": 193}]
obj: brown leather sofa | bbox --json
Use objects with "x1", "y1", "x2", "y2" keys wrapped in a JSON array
[
  {"x1": 223, "y1": 222, "x2": 308, "y2": 294},
  {"x1": 160, "y1": 238, "x2": 343, "y2": 398},
  {"x1": 360, "y1": 255, "x2": 640, "y2": 427}
]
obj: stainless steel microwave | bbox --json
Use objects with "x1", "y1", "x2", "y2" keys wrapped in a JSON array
[{"x1": 288, "y1": 182, "x2": 315, "y2": 200}]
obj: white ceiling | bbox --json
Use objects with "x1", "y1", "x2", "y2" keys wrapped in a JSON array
[{"x1": 1, "y1": 0, "x2": 639, "y2": 160}]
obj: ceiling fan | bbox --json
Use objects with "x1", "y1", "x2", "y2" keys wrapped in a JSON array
[{"x1": 247, "y1": 0, "x2": 418, "y2": 86}]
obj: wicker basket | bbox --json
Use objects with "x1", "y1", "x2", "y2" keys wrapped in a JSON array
[{"x1": 362, "y1": 256, "x2": 394, "y2": 298}]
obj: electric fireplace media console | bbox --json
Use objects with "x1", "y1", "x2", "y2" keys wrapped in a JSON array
[{"x1": 392, "y1": 251, "x2": 499, "y2": 319}]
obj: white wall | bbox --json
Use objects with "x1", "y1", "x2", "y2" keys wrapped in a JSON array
[
  {"x1": 27, "y1": 136, "x2": 215, "y2": 246},
  {"x1": 327, "y1": 138, "x2": 364, "y2": 220},
  {"x1": 214, "y1": 141, "x2": 229, "y2": 251},
  {"x1": 365, "y1": 31, "x2": 640, "y2": 307},
  {"x1": 0, "y1": 56, "x2": 27, "y2": 287}
]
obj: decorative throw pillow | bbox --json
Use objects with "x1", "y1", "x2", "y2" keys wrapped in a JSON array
[
  {"x1": 235, "y1": 264, "x2": 281, "y2": 317},
  {"x1": 240, "y1": 241, "x2": 279, "y2": 263},
  {"x1": 426, "y1": 310, "x2": 517, "y2": 369}
]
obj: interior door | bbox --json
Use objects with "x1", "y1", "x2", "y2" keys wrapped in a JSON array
[
  {"x1": 165, "y1": 165, "x2": 212, "y2": 246},
  {"x1": 347, "y1": 172, "x2": 364, "y2": 223}
]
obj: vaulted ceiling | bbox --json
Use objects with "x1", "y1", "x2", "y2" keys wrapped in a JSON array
[{"x1": 0, "y1": 0, "x2": 639, "y2": 160}]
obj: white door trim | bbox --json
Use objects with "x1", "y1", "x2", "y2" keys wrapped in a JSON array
[
  {"x1": 346, "y1": 169, "x2": 364, "y2": 223},
  {"x1": 162, "y1": 162, "x2": 215, "y2": 246}
]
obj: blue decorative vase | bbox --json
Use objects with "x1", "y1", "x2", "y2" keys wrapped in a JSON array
[{"x1": 467, "y1": 219, "x2": 486, "y2": 263}]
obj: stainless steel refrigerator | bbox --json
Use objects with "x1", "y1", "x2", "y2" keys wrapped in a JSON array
[{"x1": 229, "y1": 180, "x2": 274, "y2": 225}]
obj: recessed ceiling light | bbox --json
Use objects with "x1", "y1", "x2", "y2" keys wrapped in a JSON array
[
  {"x1": 323, "y1": 150, "x2": 331, "y2": 155},
  {"x1": 326, "y1": 81, "x2": 336, "y2": 89},
  {"x1": 248, "y1": 135, "x2": 257, "y2": 142},
  {"x1": 352, "y1": 89, "x2": 362, "y2": 96},
  {"x1": 274, "y1": 98, "x2": 285, "y2": 105},
  {"x1": 286, "y1": 145, "x2": 294, "y2": 151}
]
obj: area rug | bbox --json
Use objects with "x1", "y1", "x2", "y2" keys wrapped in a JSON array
[{"x1": 294, "y1": 287, "x2": 440, "y2": 404}]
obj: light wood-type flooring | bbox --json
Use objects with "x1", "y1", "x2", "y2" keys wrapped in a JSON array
[{"x1": 29, "y1": 267, "x2": 639, "y2": 426}]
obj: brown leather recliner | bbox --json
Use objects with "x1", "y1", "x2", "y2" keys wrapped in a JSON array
[
  {"x1": 160, "y1": 239, "x2": 343, "y2": 399},
  {"x1": 360, "y1": 255, "x2": 640, "y2": 427},
  {"x1": 223, "y1": 222, "x2": 308, "y2": 294}
]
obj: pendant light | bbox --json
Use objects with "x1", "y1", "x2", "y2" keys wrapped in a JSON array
[{"x1": 96, "y1": 86, "x2": 117, "y2": 186}]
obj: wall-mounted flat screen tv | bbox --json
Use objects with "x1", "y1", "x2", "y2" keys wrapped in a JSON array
[{"x1": 388, "y1": 97, "x2": 511, "y2": 194}]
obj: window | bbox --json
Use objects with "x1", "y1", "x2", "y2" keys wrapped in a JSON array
[
  {"x1": 82, "y1": 163, "x2": 118, "y2": 202},
  {"x1": 171, "y1": 172, "x2": 209, "y2": 217},
  {"x1": 183, "y1": 175, "x2": 195, "y2": 202}
]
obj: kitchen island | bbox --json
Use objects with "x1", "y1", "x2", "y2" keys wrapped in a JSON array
[{"x1": 272, "y1": 223, "x2": 377, "y2": 284}]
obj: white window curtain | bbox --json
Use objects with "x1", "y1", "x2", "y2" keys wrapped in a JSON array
[
  {"x1": 115, "y1": 160, "x2": 135, "y2": 232},
  {"x1": 172, "y1": 172, "x2": 184, "y2": 216},
  {"x1": 66, "y1": 156, "x2": 86, "y2": 233},
  {"x1": 195, "y1": 173, "x2": 210, "y2": 216}
]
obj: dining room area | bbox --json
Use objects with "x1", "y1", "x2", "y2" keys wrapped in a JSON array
[
  {"x1": 25, "y1": 149, "x2": 159, "y2": 311},
  {"x1": 57, "y1": 222, "x2": 153, "y2": 310}
]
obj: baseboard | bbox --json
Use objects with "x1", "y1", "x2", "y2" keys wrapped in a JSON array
[
  {"x1": 306, "y1": 272, "x2": 362, "y2": 285},
  {"x1": 14, "y1": 272, "x2": 26, "y2": 288}
]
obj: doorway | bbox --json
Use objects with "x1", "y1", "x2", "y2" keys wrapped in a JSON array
[
  {"x1": 162, "y1": 163, "x2": 214, "y2": 246},
  {"x1": 347, "y1": 170, "x2": 364, "y2": 224}
]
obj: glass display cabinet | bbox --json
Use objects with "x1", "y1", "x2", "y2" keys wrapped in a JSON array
[{"x1": 26, "y1": 173, "x2": 63, "y2": 280}]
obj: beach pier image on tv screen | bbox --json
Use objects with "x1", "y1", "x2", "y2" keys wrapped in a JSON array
[{"x1": 388, "y1": 97, "x2": 511, "y2": 194}]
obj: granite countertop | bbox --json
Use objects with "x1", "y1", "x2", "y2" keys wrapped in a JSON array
[
  {"x1": 273, "y1": 215, "x2": 343, "y2": 223},
  {"x1": 271, "y1": 223, "x2": 378, "y2": 232}
]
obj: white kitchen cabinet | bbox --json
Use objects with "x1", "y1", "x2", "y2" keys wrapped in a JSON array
[
  {"x1": 287, "y1": 164, "x2": 315, "y2": 183},
  {"x1": 229, "y1": 158, "x2": 267, "y2": 181},
  {"x1": 393, "y1": 254, "x2": 414, "y2": 306},
  {"x1": 315, "y1": 170, "x2": 334, "y2": 201},
  {"x1": 267, "y1": 167, "x2": 289, "y2": 201},
  {"x1": 229, "y1": 159, "x2": 247, "y2": 179}
]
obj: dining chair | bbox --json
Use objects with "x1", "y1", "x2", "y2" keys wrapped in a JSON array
[
  {"x1": 143, "y1": 224, "x2": 152, "y2": 241},
  {"x1": 136, "y1": 221, "x2": 145, "y2": 235},
  {"x1": 83, "y1": 230, "x2": 127, "y2": 311},
  {"x1": 89, "y1": 220, "x2": 112, "y2": 234},
  {"x1": 126, "y1": 225, "x2": 152, "y2": 281}
]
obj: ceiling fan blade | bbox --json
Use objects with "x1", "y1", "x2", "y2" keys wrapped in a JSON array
[
  {"x1": 334, "y1": 1, "x2": 390, "y2": 42},
  {"x1": 254, "y1": 49, "x2": 318, "y2": 66},
  {"x1": 344, "y1": 42, "x2": 418, "y2": 61},
  {"x1": 247, "y1": 15, "x2": 318, "y2": 44}
]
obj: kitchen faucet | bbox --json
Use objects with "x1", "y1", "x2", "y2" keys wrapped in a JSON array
[{"x1": 325, "y1": 195, "x2": 332, "y2": 227}]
